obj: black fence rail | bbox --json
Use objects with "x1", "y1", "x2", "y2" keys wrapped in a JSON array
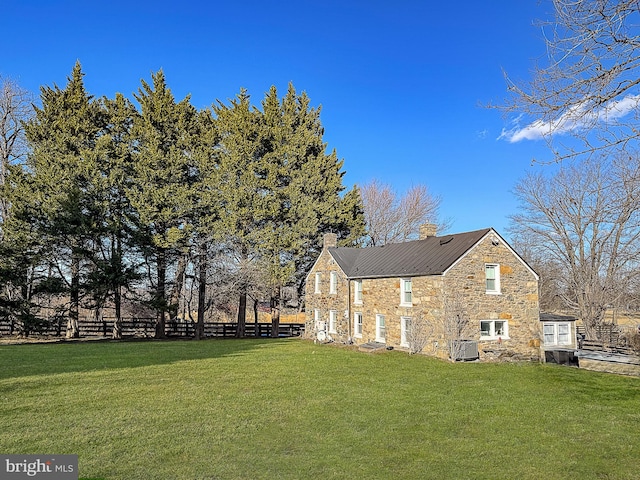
[{"x1": 0, "y1": 317, "x2": 305, "y2": 339}]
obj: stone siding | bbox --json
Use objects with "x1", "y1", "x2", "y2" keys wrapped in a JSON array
[
  {"x1": 442, "y1": 234, "x2": 540, "y2": 360},
  {"x1": 304, "y1": 249, "x2": 350, "y2": 339},
  {"x1": 305, "y1": 233, "x2": 540, "y2": 362}
]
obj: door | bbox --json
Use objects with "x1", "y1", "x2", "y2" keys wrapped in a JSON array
[
  {"x1": 376, "y1": 314, "x2": 386, "y2": 343},
  {"x1": 401, "y1": 316, "x2": 411, "y2": 347}
]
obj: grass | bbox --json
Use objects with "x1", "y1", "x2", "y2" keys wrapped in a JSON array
[{"x1": 0, "y1": 338, "x2": 639, "y2": 479}]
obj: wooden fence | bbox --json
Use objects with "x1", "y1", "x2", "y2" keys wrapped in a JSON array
[
  {"x1": 0, "y1": 317, "x2": 305, "y2": 339},
  {"x1": 576, "y1": 324, "x2": 636, "y2": 355}
]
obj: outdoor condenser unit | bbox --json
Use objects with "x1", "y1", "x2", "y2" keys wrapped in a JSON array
[{"x1": 454, "y1": 340, "x2": 479, "y2": 361}]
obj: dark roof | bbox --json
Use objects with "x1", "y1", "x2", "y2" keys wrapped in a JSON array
[{"x1": 329, "y1": 228, "x2": 492, "y2": 279}]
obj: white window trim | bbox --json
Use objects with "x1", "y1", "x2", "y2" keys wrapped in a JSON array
[
  {"x1": 314, "y1": 272, "x2": 321, "y2": 294},
  {"x1": 543, "y1": 322, "x2": 572, "y2": 346},
  {"x1": 354, "y1": 280, "x2": 363, "y2": 305},
  {"x1": 329, "y1": 271, "x2": 338, "y2": 294},
  {"x1": 400, "y1": 278, "x2": 413, "y2": 307},
  {"x1": 354, "y1": 312, "x2": 363, "y2": 338},
  {"x1": 485, "y1": 264, "x2": 501, "y2": 295},
  {"x1": 329, "y1": 310, "x2": 337, "y2": 334},
  {"x1": 480, "y1": 319, "x2": 509, "y2": 340},
  {"x1": 400, "y1": 316, "x2": 411, "y2": 348}
]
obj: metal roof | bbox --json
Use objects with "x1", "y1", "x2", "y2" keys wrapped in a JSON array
[{"x1": 329, "y1": 228, "x2": 492, "y2": 279}]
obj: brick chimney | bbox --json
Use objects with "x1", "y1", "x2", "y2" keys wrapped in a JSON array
[
  {"x1": 323, "y1": 232, "x2": 337, "y2": 249},
  {"x1": 419, "y1": 223, "x2": 437, "y2": 239}
]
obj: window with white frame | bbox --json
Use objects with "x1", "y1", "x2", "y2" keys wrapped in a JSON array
[
  {"x1": 354, "y1": 312, "x2": 363, "y2": 338},
  {"x1": 400, "y1": 278, "x2": 412, "y2": 306},
  {"x1": 485, "y1": 264, "x2": 500, "y2": 294},
  {"x1": 315, "y1": 272, "x2": 321, "y2": 294},
  {"x1": 543, "y1": 323, "x2": 571, "y2": 346},
  {"x1": 354, "y1": 280, "x2": 363, "y2": 304},
  {"x1": 353, "y1": 280, "x2": 362, "y2": 305},
  {"x1": 401, "y1": 317, "x2": 411, "y2": 348},
  {"x1": 329, "y1": 310, "x2": 337, "y2": 334},
  {"x1": 480, "y1": 320, "x2": 508, "y2": 340},
  {"x1": 330, "y1": 271, "x2": 338, "y2": 294}
]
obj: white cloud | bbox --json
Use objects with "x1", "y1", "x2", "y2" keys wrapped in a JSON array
[{"x1": 498, "y1": 94, "x2": 640, "y2": 143}]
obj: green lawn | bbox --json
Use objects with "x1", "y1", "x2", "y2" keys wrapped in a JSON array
[{"x1": 0, "y1": 338, "x2": 638, "y2": 480}]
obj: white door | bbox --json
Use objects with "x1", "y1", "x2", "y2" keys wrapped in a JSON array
[
  {"x1": 376, "y1": 314, "x2": 386, "y2": 343},
  {"x1": 401, "y1": 317, "x2": 411, "y2": 347}
]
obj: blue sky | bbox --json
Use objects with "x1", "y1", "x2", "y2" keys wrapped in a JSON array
[{"x1": 4, "y1": 0, "x2": 557, "y2": 237}]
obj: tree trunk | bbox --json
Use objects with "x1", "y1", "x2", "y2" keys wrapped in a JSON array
[
  {"x1": 155, "y1": 248, "x2": 167, "y2": 339},
  {"x1": 113, "y1": 284, "x2": 122, "y2": 339},
  {"x1": 112, "y1": 235, "x2": 123, "y2": 339},
  {"x1": 236, "y1": 289, "x2": 247, "y2": 338},
  {"x1": 271, "y1": 285, "x2": 281, "y2": 338},
  {"x1": 168, "y1": 252, "x2": 188, "y2": 321},
  {"x1": 195, "y1": 245, "x2": 207, "y2": 340},
  {"x1": 67, "y1": 253, "x2": 80, "y2": 338},
  {"x1": 253, "y1": 298, "x2": 259, "y2": 338}
]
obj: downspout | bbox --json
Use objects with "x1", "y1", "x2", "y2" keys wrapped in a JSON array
[{"x1": 347, "y1": 277, "x2": 352, "y2": 342}]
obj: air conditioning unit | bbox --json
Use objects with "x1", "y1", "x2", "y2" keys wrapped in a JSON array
[{"x1": 453, "y1": 340, "x2": 479, "y2": 361}]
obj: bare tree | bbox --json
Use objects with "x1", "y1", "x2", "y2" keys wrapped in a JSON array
[
  {"x1": 442, "y1": 291, "x2": 473, "y2": 362},
  {"x1": 510, "y1": 154, "x2": 640, "y2": 339},
  {"x1": 406, "y1": 311, "x2": 434, "y2": 355},
  {"x1": 509, "y1": 232, "x2": 566, "y2": 313},
  {"x1": 499, "y1": 1, "x2": 640, "y2": 163},
  {"x1": 361, "y1": 179, "x2": 445, "y2": 246},
  {"x1": 0, "y1": 76, "x2": 32, "y2": 229}
]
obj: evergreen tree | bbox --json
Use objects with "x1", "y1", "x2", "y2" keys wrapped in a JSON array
[
  {"x1": 189, "y1": 108, "x2": 221, "y2": 339},
  {"x1": 90, "y1": 93, "x2": 142, "y2": 338},
  {"x1": 23, "y1": 61, "x2": 104, "y2": 338},
  {"x1": 129, "y1": 71, "x2": 196, "y2": 338},
  {"x1": 259, "y1": 84, "x2": 366, "y2": 331},
  {"x1": 212, "y1": 89, "x2": 266, "y2": 337}
]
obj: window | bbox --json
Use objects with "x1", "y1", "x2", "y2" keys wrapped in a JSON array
[
  {"x1": 401, "y1": 278, "x2": 412, "y2": 306},
  {"x1": 354, "y1": 312, "x2": 363, "y2": 338},
  {"x1": 401, "y1": 317, "x2": 411, "y2": 348},
  {"x1": 376, "y1": 314, "x2": 386, "y2": 342},
  {"x1": 330, "y1": 271, "x2": 338, "y2": 294},
  {"x1": 315, "y1": 272, "x2": 321, "y2": 294},
  {"x1": 480, "y1": 320, "x2": 509, "y2": 340},
  {"x1": 354, "y1": 280, "x2": 363, "y2": 304},
  {"x1": 485, "y1": 264, "x2": 500, "y2": 294},
  {"x1": 543, "y1": 323, "x2": 571, "y2": 346},
  {"x1": 329, "y1": 310, "x2": 337, "y2": 334}
]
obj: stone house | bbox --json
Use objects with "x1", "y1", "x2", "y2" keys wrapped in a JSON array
[{"x1": 305, "y1": 226, "x2": 541, "y2": 361}]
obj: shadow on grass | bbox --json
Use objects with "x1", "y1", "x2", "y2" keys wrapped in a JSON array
[{"x1": 0, "y1": 337, "x2": 292, "y2": 380}]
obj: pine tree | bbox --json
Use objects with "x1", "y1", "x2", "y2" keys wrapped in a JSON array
[
  {"x1": 212, "y1": 89, "x2": 266, "y2": 337},
  {"x1": 23, "y1": 61, "x2": 104, "y2": 338},
  {"x1": 129, "y1": 71, "x2": 196, "y2": 338},
  {"x1": 259, "y1": 84, "x2": 366, "y2": 332},
  {"x1": 189, "y1": 108, "x2": 221, "y2": 339},
  {"x1": 89, "y1": 93, "x2": 142, "y2": 338}
]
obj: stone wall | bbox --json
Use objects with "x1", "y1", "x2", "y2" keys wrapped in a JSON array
[
  {"x1": 442, "y1": 234, "x2": 540, "y2": 361},
  {"x1": 578, "y1": 354, "x2": 640, "y2": 377},
  {"x1": 304, "y1": 248, "x2": 350, "y2": 340}
]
